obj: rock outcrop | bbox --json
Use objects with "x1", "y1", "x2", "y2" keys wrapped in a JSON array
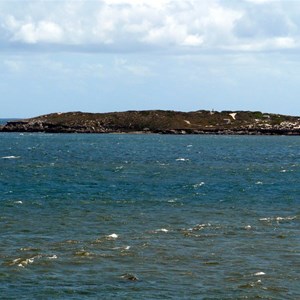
[{"x1": 1, "y1": 110, "x2": 300, "y2": 135}]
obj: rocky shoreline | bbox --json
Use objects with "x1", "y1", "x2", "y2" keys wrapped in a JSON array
[{"x1": 1, "y1": 110, "x2": 300, "y2": 135}]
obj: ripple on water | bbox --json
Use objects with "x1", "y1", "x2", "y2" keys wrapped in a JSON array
[{"x1": 0, "y1": 134, "x2": 299, "y2": 299}]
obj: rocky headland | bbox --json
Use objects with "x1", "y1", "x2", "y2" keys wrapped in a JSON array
[{"x1": 1, "y1": 110, "x2": 300, "y2": 135}]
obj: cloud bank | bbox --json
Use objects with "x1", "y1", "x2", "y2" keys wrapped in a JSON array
[{"x1": 1, "y1": 0, "x2": 299, "y2": 53}]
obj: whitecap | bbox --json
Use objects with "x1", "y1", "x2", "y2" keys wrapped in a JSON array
[
  {"x1": 259, "y1": 216, "x2": 296, "y2": 222},
  {"x1": 193, "y1": 182, "x2": 205, "y2": 188},
  {"x1": 176, "y1": 158, "x2": 189, "y2": 161},
  {"x1": 47, "y1": 255, "x2": 58, "y2": 260},
  {"x1": 156, "y1": 228, "x2": 168, "y2": 233},
  {"x1": 20, "y1": 247, "x2": 39, "y2": 252},
  {"x1": 254, "y1": 272, "x2": 266, "y2": 276},
  {"x1": 12, "y1": 258, "x2": 21, "y2": 264},
  {"x1": 12, "y1": 256, "x2": 38, "y2": 268},
  {"x1": 255, "y1": 181, "x2": 263, "y2": 185},
  {"x1": 1, "y1": 156, "x2": 20, "y2": 159},
  {"x1": 107, "y1": 233, "x2": 118, "y2": 239},
  {"x1": 113, "y1": 245, "x2": 130, "y2": 251},
  {"x1": 192, "y1": 223, "x2": 211, "y2": 231},
  {"x1": 275, "y1": 216, "x2": 296, "y2": 221},
  {"x1": 159, "y1": 163, "x2": 169, "y2": 166},
  {"x1": 14, "y1": 201, "x2": 23, "y2": 204},
  {"x1": 244, "y1": 225, "x2": 252, "y2": 230}
]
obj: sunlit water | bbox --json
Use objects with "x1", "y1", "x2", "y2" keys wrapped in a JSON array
[{"x1": 0, "y1": 133, "x2": 299, "y2": 299}]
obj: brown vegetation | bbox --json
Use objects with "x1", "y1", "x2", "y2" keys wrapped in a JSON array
[{"x1": 1, "y1": 110, "x2": 300, "y2": 135}]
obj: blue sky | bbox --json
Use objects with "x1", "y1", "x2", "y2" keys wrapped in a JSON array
[{"x1": 1, "y1": 0, "x2": 300, "y2": 118}]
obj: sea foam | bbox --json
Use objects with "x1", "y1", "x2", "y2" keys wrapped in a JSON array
[{"x1": 107, "y1": 233, "x2": 118, "y2": 239}]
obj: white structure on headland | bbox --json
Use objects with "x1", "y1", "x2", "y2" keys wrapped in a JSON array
[{"x1": 229, "y1": 113, "x2": 237, "y2": 120}]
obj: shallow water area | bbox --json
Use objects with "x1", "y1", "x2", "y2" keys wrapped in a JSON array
[{"x1": 0, "y1": 133, "x2": 299, "y2": 299}]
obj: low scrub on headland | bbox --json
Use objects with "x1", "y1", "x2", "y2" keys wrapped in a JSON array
[{"x1": 1, "y1": 110, "x2": 300, "y2": 135}]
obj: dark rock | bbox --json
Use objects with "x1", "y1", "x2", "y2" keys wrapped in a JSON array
[
  {"x1": 1, "y1": 110, "x2": 300, "y2": 135},
  {"x1": 120, "y1": 273, "x2": 139, "y2": 281}
]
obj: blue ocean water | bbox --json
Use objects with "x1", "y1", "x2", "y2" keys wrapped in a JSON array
[
  {"x1": 0, "y1": 119, "x2": 18, "y2": 125},
  {"x1": 0, "y1": 133, "x2": 299, "y2": 299}
]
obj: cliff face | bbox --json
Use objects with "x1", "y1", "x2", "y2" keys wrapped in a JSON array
[{"x1": 1, "y1": 110, "x2": 300, "y2": 135}]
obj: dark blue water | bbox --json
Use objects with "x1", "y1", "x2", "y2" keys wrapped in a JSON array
[{"x1": 0, "y1": 133, "x2": 299, "y2": 299}]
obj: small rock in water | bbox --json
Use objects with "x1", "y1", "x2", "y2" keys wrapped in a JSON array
[
  {"x1": 121, "y1": 273, "x2": 139, "y2": 281},
  {"x1": 75, "y1": 250, "x2": 92, "y2": 257}
]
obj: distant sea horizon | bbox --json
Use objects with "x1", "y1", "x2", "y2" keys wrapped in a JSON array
[{"x1": 0, "y1": 118, "x2": 20, "y2": 125}]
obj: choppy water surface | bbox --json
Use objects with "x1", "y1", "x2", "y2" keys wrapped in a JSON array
[{"x1": 0, "y1": 133, "x2": 299, "y2": 299}]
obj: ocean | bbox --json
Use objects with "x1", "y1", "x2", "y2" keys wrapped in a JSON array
[
  {"x1": 0, "y1": 119, "x2": 18, "y2": 125},
  {"x1": 0, "y1": 133, "x2": 299, "y2": 299}
]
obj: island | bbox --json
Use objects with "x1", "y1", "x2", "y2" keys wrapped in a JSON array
[{"x1": 1, "y1": 110, "x2": 300, "y2": 135}]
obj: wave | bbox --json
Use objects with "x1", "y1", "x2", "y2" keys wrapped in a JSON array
[{"x1": 259, "y1": 216, "x2": 297, "y2": 222}]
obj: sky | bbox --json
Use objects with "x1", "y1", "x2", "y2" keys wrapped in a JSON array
[{"x1": 1, "y1": 0, "x2": 300, "y2": 118}]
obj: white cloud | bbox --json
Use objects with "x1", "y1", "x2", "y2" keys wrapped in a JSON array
[
  {"x1": 142, "y1": 16, "x2": 190, "y2": 46},
  {"x1": 245, "y1": 0, "x2": 274, "y2": 4},
  {"x1": 3, "y1": 15, "x2": 64, "y2": 44},
  {"x1": 0, "y1": 0, "x2": 299, "y2": 53},
  {"x1": 103, "y1": 0, "x2": 170, "y2": 8},
  {"x1": 225, "y1": 38, "x2": 296, "y2": 52},
  {"x1": 274, "y1": 37, "x2": 297, "y2": 49},
  {"x1": 13, "y1": 21, "x2": 63, "y2": 44},
  {"x1": 182, "y1": 35, "x2": 204, "y2": 47}
]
